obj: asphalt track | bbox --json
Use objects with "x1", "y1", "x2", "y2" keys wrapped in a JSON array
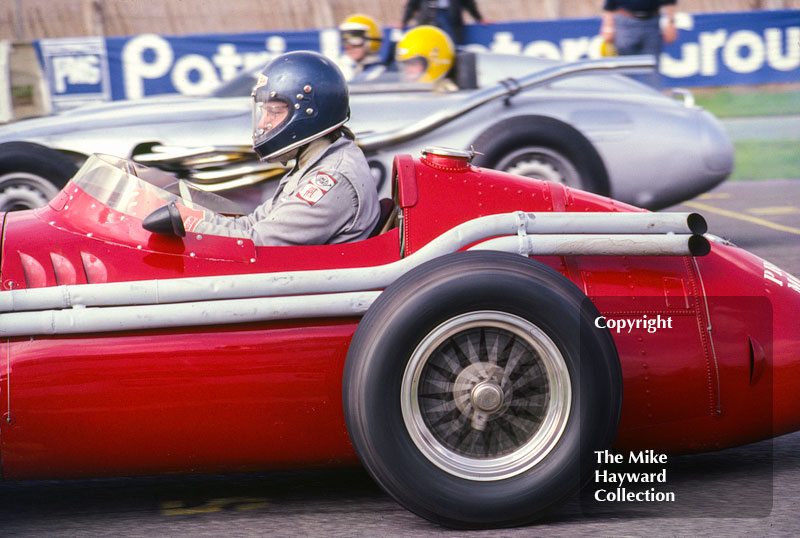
[{"x1": 1, "y1": 179, "x2": 798, "y2": 537}]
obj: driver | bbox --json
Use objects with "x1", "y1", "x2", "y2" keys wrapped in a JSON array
[
  {"x1": 339, "y1": 14, "x2": 387, "y2": 82},
  {"x1": 395, "y1": 25, "x2": 457, "y2": 91},
  {"x1": 185, "y1": 51, "x2": 379, "y2": 246}
]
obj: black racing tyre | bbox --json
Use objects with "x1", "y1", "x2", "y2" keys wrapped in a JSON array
[
  {"x1": 470, "y1": 115, "x2": 610, "y2": 197},
  {"x1": 343, "y1": 251, "x2": 621, "y2": 528},
  {"x1": 0, "y1": 142, "x2": 79, "y2": 212}
]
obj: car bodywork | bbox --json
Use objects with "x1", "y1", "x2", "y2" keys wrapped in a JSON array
[
  {"x1": 0, "y1": 148, "x2": 795, "y2": 528},
  {"x1": 0, "y1": 54, "x2": 733, "y2": 213}
]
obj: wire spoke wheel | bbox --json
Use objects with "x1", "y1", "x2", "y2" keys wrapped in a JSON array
[
  {"x1": 343, "y1": 252, "x2": 621, "y2": 528},
  {"x1": 402, "y1": 311, "x2": 571, "y2": 481}
]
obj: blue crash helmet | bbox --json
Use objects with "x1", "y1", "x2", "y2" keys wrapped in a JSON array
[{"x1": 251, "y1": 51, "x2": 350, "y2": 162}]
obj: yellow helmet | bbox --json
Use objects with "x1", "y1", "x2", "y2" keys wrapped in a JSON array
[
  {"x1": 339, "y1": 14, "x2": 383, "y2": 55},
  {"x1": 395, "y1": 25, "x2": 455, "y2": 83}
]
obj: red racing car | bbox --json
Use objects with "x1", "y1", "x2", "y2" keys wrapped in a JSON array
[{"x1": 0, "y1": 148, "x2": 798, "y2": 528}]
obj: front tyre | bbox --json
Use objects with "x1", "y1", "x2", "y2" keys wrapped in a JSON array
[{"x1": 343, "y1": 252, "x2": 621, "y2": 528}]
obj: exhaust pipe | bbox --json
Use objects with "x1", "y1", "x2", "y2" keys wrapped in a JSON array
[
  {"x1": 471, "y1": 233, "x2": 710, "y2": 257},
  {"x1": 0, "y1": 211, "x2": 710, "y2": 336}
]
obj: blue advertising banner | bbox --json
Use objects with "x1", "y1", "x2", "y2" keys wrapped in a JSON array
[
  {"x1": 35, "y1": 10, "x2": 800, "y2": 111},
  {"x1": 461, "y1": 10, "x2": 800, "y2": 87}
]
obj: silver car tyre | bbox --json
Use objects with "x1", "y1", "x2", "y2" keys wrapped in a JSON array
[
  {"x1": 471, "y1": 115, "x2": 610, "y2": 197},
  {"x1": 0, "y1": 142, "x2": 79, "y2": 212}
]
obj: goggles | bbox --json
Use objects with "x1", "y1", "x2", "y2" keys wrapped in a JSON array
[{"x1": 341, "y1": 30, "x2": 368, "y2": 47}]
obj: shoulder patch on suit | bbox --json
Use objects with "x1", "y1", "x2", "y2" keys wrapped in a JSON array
[{"x1": 296, "y1": 172, "x2": 338, "y2": 205}]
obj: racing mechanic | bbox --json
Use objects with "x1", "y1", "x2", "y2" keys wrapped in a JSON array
[
  {"x1": 600, "y1": 0, "x2": 678, "y2": 59},
  {"x1": 181, "y1": 51, "x2": 379, "y2": 246}
]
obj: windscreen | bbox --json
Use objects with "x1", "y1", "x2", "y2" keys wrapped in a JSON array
[{"x1": 69, "y1": 154, "x2": 244, "y2": 220}]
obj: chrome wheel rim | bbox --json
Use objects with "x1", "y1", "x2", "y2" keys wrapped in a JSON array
[
  {"x1": 496, "y1": 147, "x2": 581, "y2": 187},
  {"x1": 401, "y1": 311, "x2": 572, "y2": 481}
]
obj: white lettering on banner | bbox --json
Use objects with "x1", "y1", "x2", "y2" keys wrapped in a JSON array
[
  {"x1": 121, "y1": 34, "x2": 286, "y2": 99},
  {"x1": 661, "y1": 20, "x2": 800, "y2": 78},
  {"x1": 123, "y1": 34, "x2": 174, "y2": 99},
  {"x1": 766, "y1": 27, "x2": 800, "y2": 70},
  {"x1": 560, "y1": 37, "x2": 594, "y2": 62},
  {"x1": 211, "y1": 44, "x2": 276, "y2": 80},
  {"x1": 522, "y1": 40, "x2": 560, "y2": 60},
  {"x1": 725, "y1": 30, "x2": 766, "y2": 73},
  {"x1": 661, "y1": 43, "x2": 699, "y2": 77},
  {"x1": 213, "y1": 44, "x2": 243, "y2": 80},
  {"x1": 52, "y1": 55, "x2": 101, "y2": 92},
  {"x1": 475, "y1": 33, "x2": 604, "y2": 61},
  {"x1": 172, "y1": 54, "x2": 220, "y2": 95},
  {"x1": 489, "y1": 32, "x2": 522, "y2": 55}
]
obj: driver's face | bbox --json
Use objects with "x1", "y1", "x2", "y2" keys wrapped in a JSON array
[
  {"x1": 344, "y1": 40, "x2": 367, "y2": 62},
  {"x1": 258, "y1": 101, "x2": 289, "y2": 131},
  {"x1": 400, "y1": 57, "x2": 426, "y2": 82}
]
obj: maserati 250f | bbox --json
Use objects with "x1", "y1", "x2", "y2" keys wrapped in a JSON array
[{"x1": 0, "y1": 147, "x2": 796, "y2": 528}]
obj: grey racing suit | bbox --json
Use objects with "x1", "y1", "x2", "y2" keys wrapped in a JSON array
[{"x1": 193, "y1": 134, "x2": 379, "y2": 246}]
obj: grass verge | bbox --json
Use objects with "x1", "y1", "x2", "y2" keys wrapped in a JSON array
[
  {"x1": 690, "y1": 85, "x2": 800, "y2": 181},
  {"x1": 693, "y1": 86, "x2": 800, "y2": 118},
  {"x1": 731, "y1": 140, "x2": 800, "y2": 181}
]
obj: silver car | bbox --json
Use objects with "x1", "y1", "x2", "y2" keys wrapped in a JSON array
[{"x1": 0, "y1": 53, "x2": 733, "y2": 212}]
